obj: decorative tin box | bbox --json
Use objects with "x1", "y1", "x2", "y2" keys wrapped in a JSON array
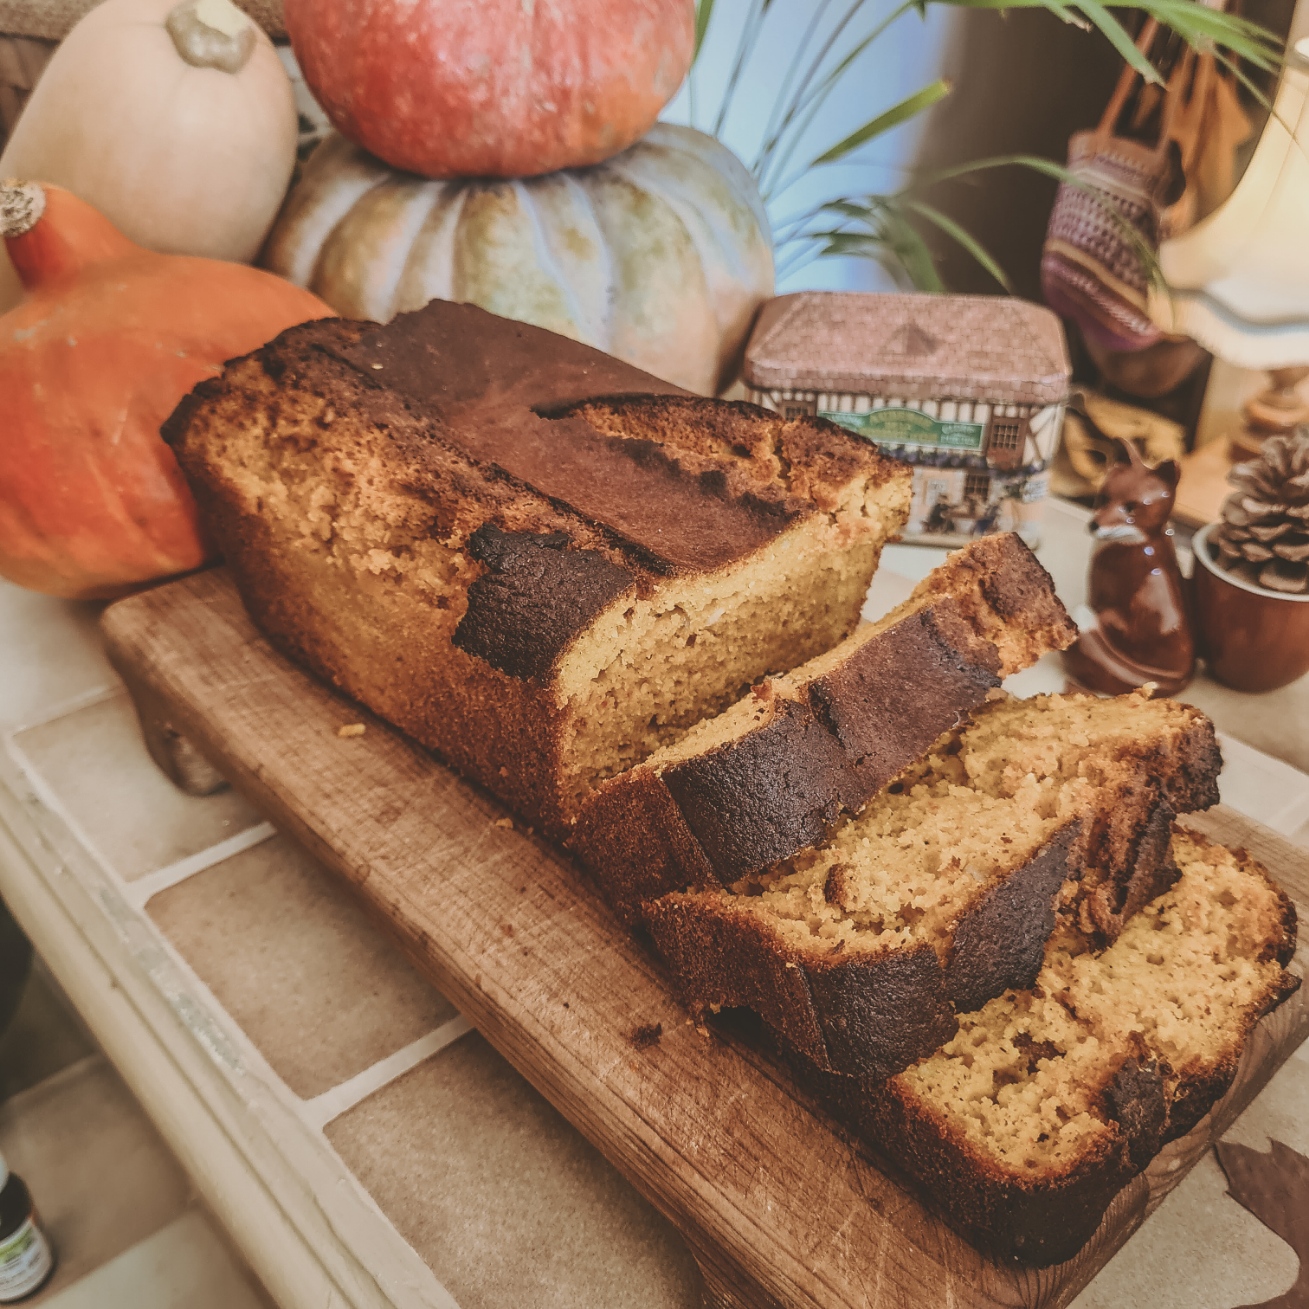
[{"x1": 743, "y1": 292, "x2": 1071, "y2": 546}]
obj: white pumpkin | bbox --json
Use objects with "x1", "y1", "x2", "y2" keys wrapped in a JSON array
[
  {"x1": 262, "y1": 124, "x2": 776, "y2": 395},
  {"x1": 0, "y1": 0, "x2": 297, "y2": 312}
]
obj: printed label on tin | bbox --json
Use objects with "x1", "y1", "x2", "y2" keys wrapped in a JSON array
[
  {"x1": 819, "y1": 407, "x2": 986, "y2": 451},
  {"x1": 0, "y1": 1218, "x2": 53, "y2": 1300}
]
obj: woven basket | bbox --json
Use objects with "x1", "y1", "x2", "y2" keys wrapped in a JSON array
[{"x1": 0, "y1": 0, "x2": 288, "y2": 148}]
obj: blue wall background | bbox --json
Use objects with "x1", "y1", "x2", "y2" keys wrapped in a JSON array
[{"x1": 661, "y1": 0, "x2": 954, "y2": 293}]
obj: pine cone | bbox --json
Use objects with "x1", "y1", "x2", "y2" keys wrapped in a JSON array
[{"x1": 1211, "y1": 430, "x2": 1309, "y2": 594}]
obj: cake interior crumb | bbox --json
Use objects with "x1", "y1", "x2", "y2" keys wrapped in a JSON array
[
  {"x1": 899, "y1": 831, "x2": 1292, "y2": 1176},
  {"x1": 721, "y1": 692, "x2": 1207, "y2": 962}
]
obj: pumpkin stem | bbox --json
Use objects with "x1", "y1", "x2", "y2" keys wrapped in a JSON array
[
  {"x1": 0, "y1": 180, "x2": 44, "y2": 239},
  {"x1": 166, "y1": 0, "x2": 257, "y2": 73},
  {"x1": 1, "y1": 182, "x2": 138, "y2": 291}
]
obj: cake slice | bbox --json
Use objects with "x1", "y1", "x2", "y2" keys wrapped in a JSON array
[
  {"x1": 570, "y1": 532, "x2": 1075, "y2": 920},
  {"x1": 647, "y1": 692, "x2": 1221, "y2": 1079},
  {"x1": 846, "y1": 829, "x2": 1299, "y2": 1266},
  {"x1": 163, "y1": 301, "x2": 911, "y2": 836}
]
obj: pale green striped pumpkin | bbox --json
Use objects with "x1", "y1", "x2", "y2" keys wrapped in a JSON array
[{"x1": 261, "y1": 123, "x2": 775, "y2": 395}]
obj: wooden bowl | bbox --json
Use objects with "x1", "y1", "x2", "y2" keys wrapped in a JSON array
[{"x1": 1192, "y1": 522, "x2": 1309, "y2": 693}]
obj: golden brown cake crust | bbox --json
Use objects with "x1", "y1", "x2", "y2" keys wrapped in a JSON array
[
  {"x1": 164, "y1": 303, "x2": 912, "y2": 836},
  {"x1": 646, "y1": 887, "x2": 960, "y2": 1077},
  {"x1": 1075, "y1": 714, "x2": 1223, "y2": 937},
  {"x1": 844, "y1": 1056, "x2": 1155, "y2": 1266}
]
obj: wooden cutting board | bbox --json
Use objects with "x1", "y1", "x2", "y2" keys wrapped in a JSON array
[{"x1": 102, "y1": 568, "x2": 1309, "y2": 1309}]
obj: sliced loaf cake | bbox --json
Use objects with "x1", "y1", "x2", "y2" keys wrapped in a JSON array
[
  {"x1": 163, "y1": 302, "x2": 911, "y2": 836},
  {"x1": 846, "y1": 829, "x2": 1298, "y2": 1265},
  {"x1": 647, "y1": 691, "x2": 1221, "y2": 1079},
  {"x1": 570, "y1": 532, "x2": 1075, "y2": 920}
]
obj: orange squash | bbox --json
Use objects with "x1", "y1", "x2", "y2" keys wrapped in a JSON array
[
  {"x1": 283, "y1": 0, "x2": 695, "y2": 179},
  {"x1": 0, "y1": 181, "x2": 333, "y2": 600}
]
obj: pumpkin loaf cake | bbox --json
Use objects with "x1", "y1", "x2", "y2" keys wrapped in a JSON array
[
  {"x1": 571, "y1": 532, "x2": 1075, "y2": 920},
  {"x1": 647, "y1": 691, "x2": 1222, "y2": 1079},
  {"x1": 842, "y1": 829, "x2": 1299, "y2": 1265},
  {"x1": 162, "y1": 301, "x2": 912, "y2": 836}
]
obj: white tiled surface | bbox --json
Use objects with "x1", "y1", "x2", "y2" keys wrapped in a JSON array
[
  {"x1": 0, "y1": 1039, "x2": 273, "y2": 1308},
  {"x1": 14, "y1": 693, "x2": 263, "y2": 883},
  {"x1": 0, "y1": 591, "x2": 113, "y2": 732},
  {"x1": 42, "y1": 1211, "x2": 270, "y2": 1309},
  {"x1": 0, "y1": 498, "x2": 1306, "y2": 1309}
]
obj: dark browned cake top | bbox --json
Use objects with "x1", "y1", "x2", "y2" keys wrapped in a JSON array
[
  {"x1": 314, "y1": 301, "x2": 897, "y2": 576},
  {"x1": 327, "y1": 299, "x2": 684, "y2": 418},
  {"x1": 165, "y1": 304, "x2": 911, "y2": 685}
]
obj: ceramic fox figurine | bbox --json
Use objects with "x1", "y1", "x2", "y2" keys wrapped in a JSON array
[{"x1": 1063, "y1": 437, "x2": 1195, "y2": 696}]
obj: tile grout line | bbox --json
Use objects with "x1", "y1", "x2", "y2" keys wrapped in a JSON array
[
  {"x1": 124, "y1": 823, "x2": 279, "y2": 909},
  {"x1": 5, "y1": 734, "x2": 150, "y2": 894},
  {"x1": 5, "y1": 682, "x2": 122, "y2": 735},
  {"x1": 5, "y1": 734, "x2": 278, "y2": 910},
  {"x1": 298, "y1": 1016, "x2": 475, "y2": 1132},
  {"x1": 0, "y1": 1052, "x2": 105, "y2": 1117},
  {"x1": 2, "y1": 702, "x2": 473, "y2": 1309}
]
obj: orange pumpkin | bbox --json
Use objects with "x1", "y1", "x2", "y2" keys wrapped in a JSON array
[
  {"x1": 0, "y1": 181, "x2": 333, "y2": 600},
  {"x1": 282, "y1": 0, "x2": 696, "y2": 179}
]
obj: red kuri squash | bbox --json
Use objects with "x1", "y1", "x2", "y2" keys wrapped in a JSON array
[
  {"x1": 0, "y1": 181, "x2": 333, "y2": 601},
  {"x1": 282, "y1": 0, "x2": 696, "y2": 179}
]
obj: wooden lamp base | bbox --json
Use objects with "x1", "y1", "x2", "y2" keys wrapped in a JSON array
[{"x1": 1231, "y1": 365, "x2": 1309, "y2": 458}]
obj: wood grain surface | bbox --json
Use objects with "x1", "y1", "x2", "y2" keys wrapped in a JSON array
[{"x1": 101, "y1": 568, "x2": 1309, "y2": 1309}]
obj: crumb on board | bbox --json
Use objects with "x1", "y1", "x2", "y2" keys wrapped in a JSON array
[
  {"x1": 493, "y1": 816, "x2": 514, "y2": 828},
  {"x1": 337, "y1": 723, "x2": 366, "y2": 738}
]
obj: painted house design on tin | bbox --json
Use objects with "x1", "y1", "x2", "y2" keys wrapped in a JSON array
[{"x1": 744, "y1": 292, "x2": 1071, "y2": 546}]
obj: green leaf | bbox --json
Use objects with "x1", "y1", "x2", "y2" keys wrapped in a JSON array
[
  {"x1": 882, "y1": 208, "x2": 945, "y2": 291},
  {"x1": 902, "y1": 199, "x2": 1013, "y2": 291},
  {"x1": 694, "y1": 0, "x2": 716, "y2": 62},
  {"x1": 1140, "y1": 0, "x2": 1280, "y2": 68},
  {"x1": 713, "y1": 0, "x2": 774, "y2": 136},
  {"x1": 761, "y1": 0, "x2": 916, "y2": 157},
  {"x1": 753, "y1": 0, "x2": 1283, "y2": 291},
  {"x1": 816, "y1": 232, "x2": 887, "y2": 254},
  {"x1": 818, "y1": 198, "x2": 878, "y2": 220},
  {"x1": 810, "y1": 79, "x2": 952, "y2": 167},
  {"x1": 1213, "y1": 47, "x2": 1279, "y2": 119},
  {"x1": 911, "y1": 150, "x2": 1080, "y2": 188},
  {"x1": 937, "y1": 0, "x2": 1280, "y2": 75},
  {"x1": 759, "y1": 0, "x2": 912, "y2": 190}
]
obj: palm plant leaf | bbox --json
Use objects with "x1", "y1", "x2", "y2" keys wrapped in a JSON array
[
  {"x1": 694, "y1": 0, "x2": 717, "y2": 59},
  {"x1": 901, "y1": 198, "x2": 1014, "y2": 290},
  {"x1": 810, "y1": 80, "x2": 952, "y2": 166}
]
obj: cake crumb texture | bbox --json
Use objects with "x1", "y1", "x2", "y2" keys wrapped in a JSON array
[
  {"x1": 571, "y1": 533, "x2": 1076, "y2": 916},
  {"x1": 855, "y1": 829, "x2": 1298, "y2": 1265},
  {"x1": 646, "y1": 691, "x2": 1223, "y2": 1078}
]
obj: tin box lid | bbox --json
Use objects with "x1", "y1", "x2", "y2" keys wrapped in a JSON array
[{"x1": 744, "y1": 291, "x2": 1071, "y2": 405}]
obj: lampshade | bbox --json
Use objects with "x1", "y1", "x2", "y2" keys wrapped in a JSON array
[{"x1": 1151, "y1": 7, "x2": 1309, "y2": 369}]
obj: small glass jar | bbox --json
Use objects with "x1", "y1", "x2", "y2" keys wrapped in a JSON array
[{"x1": 0, "y1": 1154, "x2": 55, "y2": 1303}]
